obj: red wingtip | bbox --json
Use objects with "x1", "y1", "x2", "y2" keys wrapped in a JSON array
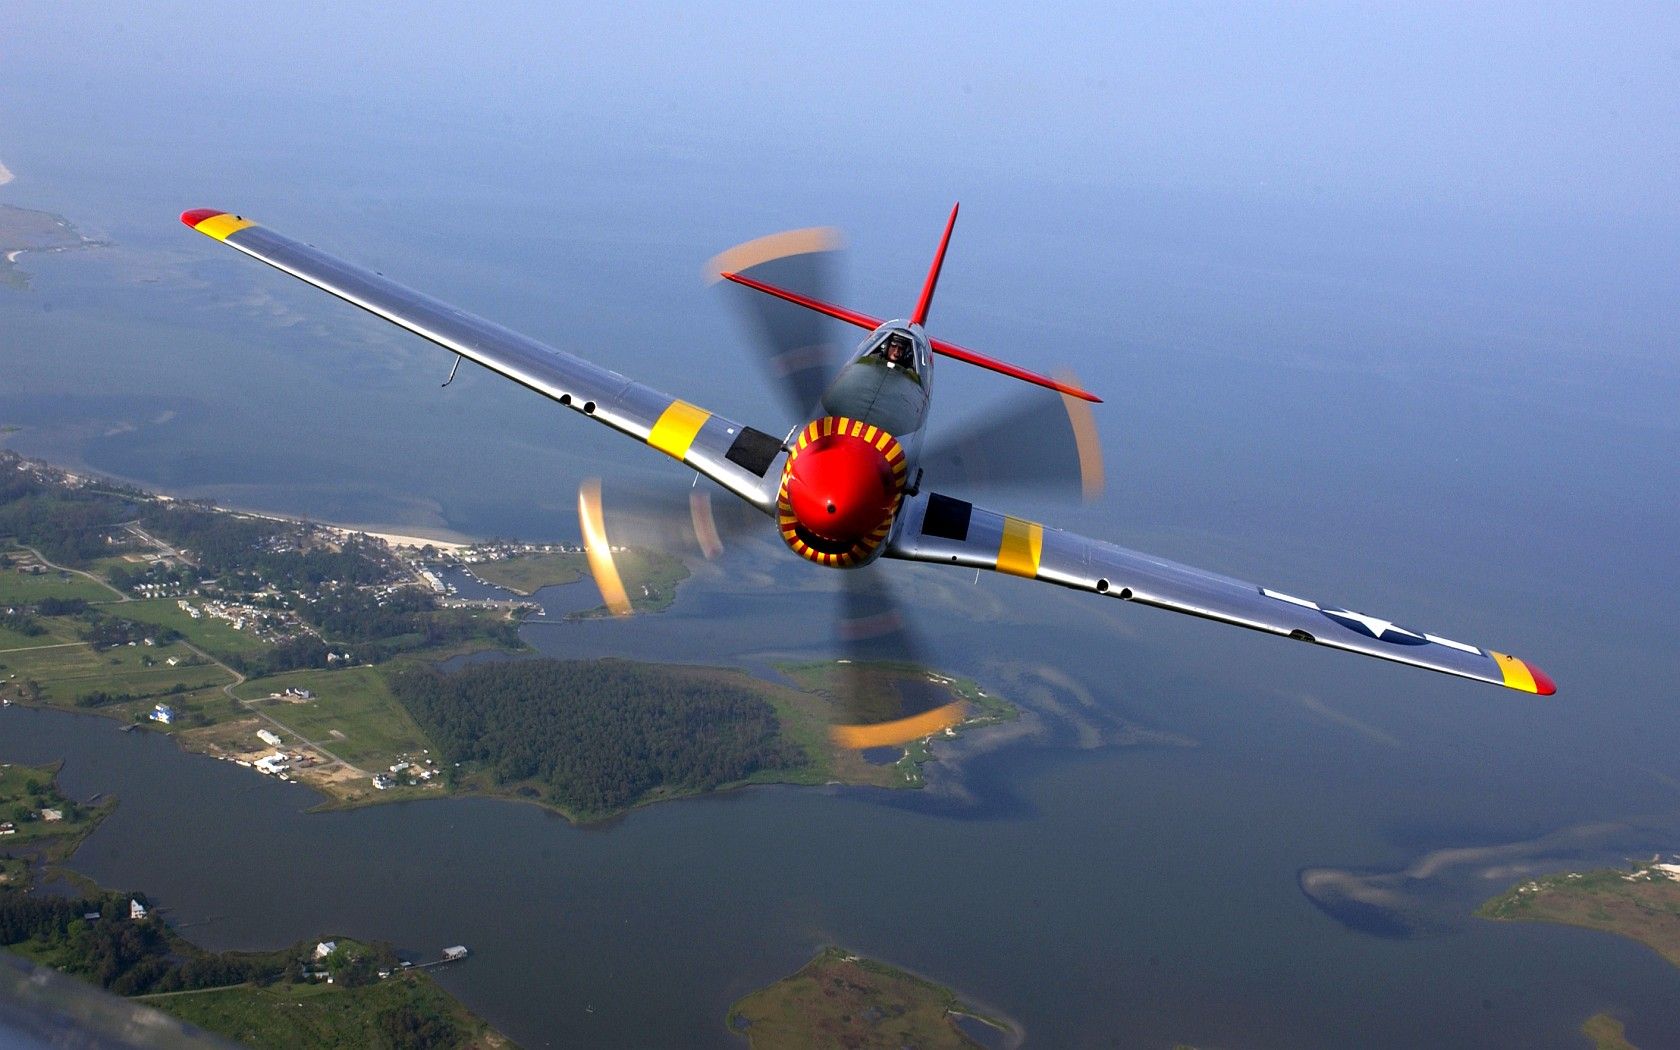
[
  {"x1": 1526, "y1": 661, "x2": 1557, "y2": 696},
  {"x1": 911, "y1": 202, "x2": 959, "y2": 327},
  {"x1": 180, "y1": 208, "x2": 224, "y2": 228}
]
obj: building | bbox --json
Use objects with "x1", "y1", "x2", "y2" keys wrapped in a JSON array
[
  {"x1": 129, "y1": 899, "x2": 147, "y2": 920},
  {"x1": 285, "y1": 687, "x2": 315, "y2": 700},
  {"x1": 371, "y1": 774, "x2": 394, "y2": 790},
  {"x1": 254, "y1": 753, "x2": 289, "y2": 776},
  {"x1": 40, "y1": 808, "x2": 63, "y2": 822},
  {"x1": 151, "y1": 704, "x2": 175, "y2": 724},
  {"x1": 257, "y1": 729, "x2": 283, "y2": 748},
  {"x1": 313, "y1": 941, "x2": 337, "y2": 960},
  {"x1": 0, "y1": 822, "x2": 15, "y2": 835},
  {"x1": 442, "y1": 945, "x2": 469, "y2": 962}
]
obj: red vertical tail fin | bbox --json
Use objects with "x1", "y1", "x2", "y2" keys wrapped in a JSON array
[{"x1": 911, "y1": 202, "x2": 959, "y2": 327}]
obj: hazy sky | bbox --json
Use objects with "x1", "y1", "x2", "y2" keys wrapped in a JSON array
[{"x1": 5, "y1": 3, "x2": 1679, "y2": 221}]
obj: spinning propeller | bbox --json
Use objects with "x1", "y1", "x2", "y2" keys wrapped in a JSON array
[{"x1": 577, "y1": 219, "x2": 1104, "y2": 749}]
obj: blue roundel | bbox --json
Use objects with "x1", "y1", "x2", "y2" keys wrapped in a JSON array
[{"x1": 1320, "y1": 608, "x2": 1430, "y2": 646}]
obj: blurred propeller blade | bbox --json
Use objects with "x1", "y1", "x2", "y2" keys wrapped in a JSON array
[
  {"x1": 918, "y1": 371, "x2": 1104, "y2": 503},
  {"x1": 576, "y1": 475, "x2": 769, "y2": 615},
  {"x1": 828, "y1": 568, "x2": 968, "y2": 749},
  {"x1": 578, "y1": 478, "x2": 633, "y2": 617},
  {"x1": 708, "y1": 227, "x2": 847, "y2": 422}
]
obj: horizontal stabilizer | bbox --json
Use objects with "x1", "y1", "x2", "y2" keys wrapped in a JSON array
[{"x1": 719, "y1": 270, "x2": 1101, "y2": 402}]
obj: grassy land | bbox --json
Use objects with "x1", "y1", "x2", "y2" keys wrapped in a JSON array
[
  {"x1": 0, "y1": 565, "x2": 115, "y2": 605},
  {"x1": 2, "y1": 883, "x2": 514, "y2": 1050},
  {"x1": 146, "y1": 971, "x2": 510, "y2": 1050},
  {"x1": 0, "y1": 614, "x2": 79, "y2": 649},
  {"x1": 235, "y1": 666, "x2": 433, "y2": 771},
  {"x1": 114, "y1": 597, "x2": 273, "y2": 659},
  {"x1": 0, "y1": 761, "x2": 115, "y2": 874},
  {"x1": 555, "y1": 547, "x2": 690, "y2": 615},
  {"x1": 1477, "y1": 864, "x2": 1680, "y2": 967},
  {"x1": 774, "y1": 661, "x2": 1017, "y2": 787},
  {"x1": 469, "y1": 552, "x2": 587, "y2": 595},
  {"x1": 0, "y1": 635, "x2": 234, "y2": 709},
  {"x1": 727, "y1": 945, "x2": 1012, "y2": 1050},
  {"x1": 1583, "y1": 1013, "x2": 1639, "y2": 1050}
]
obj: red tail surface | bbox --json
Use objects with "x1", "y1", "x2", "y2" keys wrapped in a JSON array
[{"x1": 912, "y1": 203, "x2": 959, "y2": 327}]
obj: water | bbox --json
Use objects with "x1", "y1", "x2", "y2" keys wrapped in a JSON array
[
  {"x1": 8, "y1": 697, "x2": 1680, "y2": 1049},
  {"x1": 4, "y1": 7, "x2": 1680, "y2": 1044}
]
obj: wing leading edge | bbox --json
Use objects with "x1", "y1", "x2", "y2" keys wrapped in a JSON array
[
  {"x1": 886, "y1": 490, "x2": 1555, "y2": 694},
  {"x1": 179, "y1": 209, "x2": 788, "y2": 513}
]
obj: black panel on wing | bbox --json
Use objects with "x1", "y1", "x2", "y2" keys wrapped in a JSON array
[
  {"x1": 724, "y1": 427, "x2": 784, "y2": 477},
  {"x1": 921, "y1": 493, "x2": 973, "y2": 542}
]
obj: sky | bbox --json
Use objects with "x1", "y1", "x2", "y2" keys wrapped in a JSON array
[{"x1": 5, "y1": 3, "x2": 1679, "y2": 222}]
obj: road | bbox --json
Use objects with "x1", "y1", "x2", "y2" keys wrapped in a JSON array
[{"x1": 15, "y1": 544, "x2": 128, "y2": 601}]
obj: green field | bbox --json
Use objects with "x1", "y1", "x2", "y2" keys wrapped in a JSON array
[
  {"x1": 727, "y1": 945, "x2": 1010, "y2": 1049},
  {"x1": 1479, "y1": 864, "x2": 1680, "y2": 969},
  {"x1": 470, "y1": 552, "x2": 586, "y2": 595},
  {"x1": 0, "y1": 637, "x2": 233, "y2": 709},
  {"x1": 773, "y1": 661, "x2": 1017, "y2": 787},
  {"x1": 146, "y1": 972, "x2": 507, "y2": 1050},
  {"x1": 0, "y1": 615, "x2": 78, "y2": 649},
  {"x1": 0, "y1": 565, "x2": 118, "y2": 605},
  {"x1": 114, "y1": 597, "x2": 272, "y2": 659},
  {"x1": 1583, "y1": 1013, "x2": 1640, "y2": 1050},
  {"x1": 237, "y1": 666, "x2": 433, "y2": 769}
]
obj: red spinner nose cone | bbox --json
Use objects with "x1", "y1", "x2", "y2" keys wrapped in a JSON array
[{"x1": 785, "y1": 433, "x2": 896, "y2": 544}]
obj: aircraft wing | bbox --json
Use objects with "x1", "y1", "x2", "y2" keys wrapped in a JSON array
[
  {"x1": 885, "y1": 490, "x2": 1555, "y2": 694},
  {"x1": 179, "y1": 209, "x2": 789, "y2": 512}
]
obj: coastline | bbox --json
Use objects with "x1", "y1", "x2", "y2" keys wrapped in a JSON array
[{"x1": 0, "y1": 435, "x2": 483, "y2": 552}]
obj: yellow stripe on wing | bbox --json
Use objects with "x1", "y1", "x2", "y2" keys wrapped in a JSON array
[
  {"x1": 1489, "y1": 650, "x2": 1539, "y2": 693},
  {"x1": 996, "y1": 516, "x2": 1044, "y2": 579},
  {"x1": 194, "y1": 213, "x2": 256, "y2": 241},
  {"x1": 646, "y1": 400, "x2": 711, "y2": 461}
]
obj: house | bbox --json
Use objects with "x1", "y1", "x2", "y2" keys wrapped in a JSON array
[
  {"x1": 151, "y1": 703, "x2": 175, "y2": 724},
  {"x1": 0, "y1": 822, "x2": 15, "y2": 835},
  {"x1": 314, "y1": 940, "x2": 337, "y2": 960},
  {"x1": 165, "y1": 656, "x2": 180, "y2": 667},
  {"x1": 254, "y1": 754, "x2": 289, "y2": 776},
  {"x1": 285, "y1": 687, "x2": 315, "y2": 700},
  {"x1": 82, "y1": 912, "x2": 100, "y2": 921},
  {"x1": 372, "y1": 774, "x2": 394, "y2": 790},
  {"x1": 257, "y1": 729, "x2": 283, "y2": 748},
  {"x1": 129, "y1": 899, "x2": 147, "y2": 920},
  {"x1": 40, "y1": 808, "x2": 63, "y2": 822},
  {"x1": 442, "y1": 945, "x2": 469, "y2": 962}
]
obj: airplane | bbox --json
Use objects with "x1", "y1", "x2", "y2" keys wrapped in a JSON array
[{"x1": 180, "y1": 202, "x2": 1554, "y2": 741}]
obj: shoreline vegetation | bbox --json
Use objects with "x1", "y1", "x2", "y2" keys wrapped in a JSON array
[
  {"x1": 727, "y1": 944, "x2": 1020, "y2": 1049},
  {"x1": 0, "y1": 449, "x2": 1017, "y2": 827},
  {"x1": 1477, "y1": 861, "x2": 1680, "y2": 1050},
  {"x1": 0, "y1": 763, "x2": 513, "y2": 1048}
]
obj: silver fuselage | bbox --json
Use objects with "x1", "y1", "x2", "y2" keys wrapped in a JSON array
[{"x1": 816, "y1": 321, "x2": 933, "y2": 465}]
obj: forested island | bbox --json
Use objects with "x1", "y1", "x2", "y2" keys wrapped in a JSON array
[{"x1": 393, "y1": 659, "x2": 805, "y2": 817}]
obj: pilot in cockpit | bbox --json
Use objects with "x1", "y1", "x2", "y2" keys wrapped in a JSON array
[{"x1": 882, "y1": 333, "x2": 913, "y2": 369}]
